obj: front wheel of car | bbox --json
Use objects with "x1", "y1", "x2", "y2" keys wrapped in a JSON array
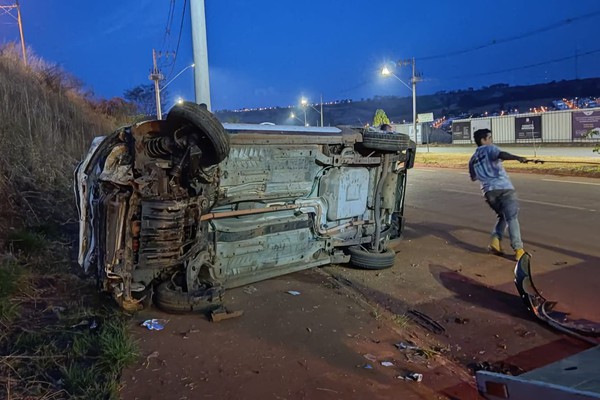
[
  {"x1": 154, "y1": 280, "x2": 221, "y2": 314},
  {"x1": 348, "y1": 246, "x2": 396, "y2": 270},
  {"x1": 362, "y1": 131, "x2": 411, "y2": 152},
  {"x1": 167, "y1": 101, "x2": 231, "y2": 166}
]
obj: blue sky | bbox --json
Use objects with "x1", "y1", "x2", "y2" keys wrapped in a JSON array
[{"x1": 1, "y1": 1, "x2": 598, "y2": 111}]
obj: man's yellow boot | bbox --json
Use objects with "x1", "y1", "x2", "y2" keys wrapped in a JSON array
[
  {"x1": 515, "y1": 248, "x2": 525, "y2": 261},
  {"x1": 488, "y1": 236, "x2": 503, "y2": 255}
]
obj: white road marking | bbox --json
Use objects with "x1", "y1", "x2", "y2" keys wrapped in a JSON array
[
  {"x1": 443, "y1": 189, "x2": 595, "y2": 212},
  {"x1": 541, "y1": 179, "x2": 600, "y2": 186}
]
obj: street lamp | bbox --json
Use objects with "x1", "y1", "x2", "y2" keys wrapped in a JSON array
[
  {"x1": 300, "y1": 96, "x2": 324, "y2": 126},
  {"x1": 381, "y1": 59, "x2": 420, "y2": 143},
  {"x1": 150, "y1": 63, "x2": 195, "y2": 119},
  {"x1": 290, "y1": 112, "x2": 305, "y2": 125},
  {"x1": 161, "y1": 63, "x2": 195, "y2": 92}
]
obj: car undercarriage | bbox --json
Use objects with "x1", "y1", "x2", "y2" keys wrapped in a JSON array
[{"x1": 75, "y1": 102, "x2": 415, "y2": 312}]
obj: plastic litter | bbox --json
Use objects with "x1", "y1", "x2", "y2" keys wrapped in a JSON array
[
  {"x1": 381, "y1": 361, "x2": 394, "y2": 367},
  {"x1": 406, "y1": 372, "x2": 423, "y2": 382},
  {"x1": 395, "y1": 342, "x2": 421, "y2": 351},
  {"x1": 363, "y1": 364, "x2": 373, "y2": 369},
  {"x1": 286, "y1": 290, "x2": 301, "y2": 296},
  {"x1": 141, "y1": 319, "x2": 167, "y2": 330},
  {"x1": 363, "y1": 353, "x2": 377, "y2": 362},
  {"x1": 243, "y1": 285, "x2": 258, "y2": 294}
]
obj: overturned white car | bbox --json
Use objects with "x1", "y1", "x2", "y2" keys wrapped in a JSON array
[{"x1": 75, "y1": 102, "x2": 415, "y2": 312}]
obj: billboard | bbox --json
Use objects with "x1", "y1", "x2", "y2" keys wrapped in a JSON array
[
  {"x1": 418, "y1": 112, "x2": 434, "y2": 123},
  {"x1": 452, "y1": 121, "x2": 471, "y2": 141},
  {"x1": 471, "y1": 119, "x2": 491, "y2": 133},
  {"x1": 572, "y1": 110, "x2": 600, "y2": 139},
  {"x1": 515, "y1": 116, "x2": 542, "y2": 139}
]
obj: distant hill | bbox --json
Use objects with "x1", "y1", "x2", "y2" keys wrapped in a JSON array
[{"x1": 215, "y1": 78, "x2": 600, "y2": 126}]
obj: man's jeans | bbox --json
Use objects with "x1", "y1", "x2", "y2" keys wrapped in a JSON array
[{"x1": 484, "y1": 189, "x2": 523, "y2": 250}]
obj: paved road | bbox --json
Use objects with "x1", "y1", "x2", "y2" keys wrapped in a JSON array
[
  {"x1": 325, "y1": 167, "x2": 599, "y2": 398},
  {"x1": 419, "y1": 145, "x2": 598, "y2": 158},
  {"x1": 405, "y1": 167, "x2": 600, "y2": 319}
]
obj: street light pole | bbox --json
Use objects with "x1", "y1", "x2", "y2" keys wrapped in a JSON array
[
  {"x1": 399, "y1": 58, "x2": 420, "y2": 143},
  {"x1": 301, "y1": 98, "x2": 308, "y2": 126},
  {"x1": 320, "y1": 94, "x2": 324, "y2": 127},
  {"x1": 411, "y1": 58, "x2": 417, "y2": 144},
  {"x1": 301, "y1": 97, "x2": 324, "y2": 127},
  {"x1": 382, "y1": 59, "x2": 421, "y2": 143},
  {"x1": 161, "y1": 64, "x2": 195, "y2": 91}
]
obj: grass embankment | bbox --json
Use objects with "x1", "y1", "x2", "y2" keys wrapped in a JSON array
[
  {"x1": 416, "y1": 152, "x2": 600, "y2": 178},
  {"x1": 0, "y1": 44, "x2": 138, "y2": 399}
]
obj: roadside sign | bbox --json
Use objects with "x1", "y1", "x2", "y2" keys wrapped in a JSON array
[{"x1": 418, "y1": 112, "x2": 434, "y2": 123}]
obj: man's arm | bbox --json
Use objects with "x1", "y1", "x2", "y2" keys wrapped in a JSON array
[
  {"x1": 498, "y1": 151, "x2": 528, "y2": 163},
  {"x1": 468, "y1": 157, "x2": 477, "y2": 181}
]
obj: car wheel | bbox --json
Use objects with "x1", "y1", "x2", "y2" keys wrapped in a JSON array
[
  {"x1": 348, "y1": 246, "x2": 396, "y2": 270},
  {"x1": 362, "y1": 131, "x2": 411, "y2": 152},
  {"x1": 166, "y1": 101, "x2": 231, "y2": 166},
  {"x1": 154, "y1": 280, "x2": 221, "y2": 314}
]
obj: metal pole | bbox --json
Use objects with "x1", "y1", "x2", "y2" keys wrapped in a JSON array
[
  {"x1": 15, "y1": 0, "x2": 27, "y2": 66},
  {"x1": 320, "y1": 94, "x2": 324, "y2": 127},
  {"x1": 303, "y1": 106, "x2": 307, "y2": 126},
  {"x1": 190, "y1": 0, "x2": 211, "y2": 110},
  {"x1": 411, "y1": 58, "x2": 417, "y2": 144}
]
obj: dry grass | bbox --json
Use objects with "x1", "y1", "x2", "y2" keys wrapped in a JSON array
[
  {"x1": 0, "y1": 44, "x2": 129, "y2": 240},
  {"x1": 0, "y1": 44, "x2": 140, "y2": 399},
  {"x1": 416, "y1": 152, "x2": 600, "y2": 178}
]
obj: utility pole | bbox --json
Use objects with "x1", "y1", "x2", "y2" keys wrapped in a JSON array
[
  {"x1": 190, "y1": 0, "x2": 211, "y2": 110},
  {"x1": 1, "y1": 1, "x2": 27, "y2": 65},
  {"x1": 149, "y1": 49, "x2": 164, "y2": 119},
  {"x1": 399, "y1": 58, "x2": 421, "y2": 143}
]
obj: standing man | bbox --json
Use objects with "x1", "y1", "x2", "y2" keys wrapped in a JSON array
[{"x1": 469, "y1": 129, "x2": 529, "y2": 261}]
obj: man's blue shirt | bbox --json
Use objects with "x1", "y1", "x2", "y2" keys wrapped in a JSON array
[{"x1": 469, "y1": 144, "x2": 514, "y2": 193}]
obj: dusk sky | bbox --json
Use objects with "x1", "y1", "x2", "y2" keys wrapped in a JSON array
[{"x1": 2, "y1": 1, "x2": 599, "y2": 111}]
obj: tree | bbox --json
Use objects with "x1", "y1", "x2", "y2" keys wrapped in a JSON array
[
  {"x1": 123, "y1": 83, "x2": 169, "y2": 117},
  {"x1": 373, "y1": 109, "x2": 390, "y2": 127},
  {"x1": 94, "y1": 97, "x2": 137, "y2": 123}
]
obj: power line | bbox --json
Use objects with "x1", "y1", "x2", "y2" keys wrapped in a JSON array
[
  {"x1": 418, "y1": 9, "x2": 600, "y2": 61},
  {"x1": 165, "y1": 0, "x2": 187, "y2": 81},
  {"x1": 449, "y1": 48, "x2": 600, "y2": 80},
  {"x1": 160, "y1": 0, "x2": 176, "y2": 50}
]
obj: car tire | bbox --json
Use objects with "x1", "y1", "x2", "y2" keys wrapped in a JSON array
[
  {"x1": 348, "y1": 246, "x2": 396, "y2": 270},
  {"x1": 166, "y1": 101, "x2": 231, "y2": 166},
  {"x1": 154, "y1": 280, "x2": 220, "y2": 314},
  {"x1": 362, "y1": 131, "x2": 411, "y2": 152}
]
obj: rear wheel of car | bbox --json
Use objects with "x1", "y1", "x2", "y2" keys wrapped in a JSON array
[
  {"x1": 167, "y1": 101, "x2": 231, "y2": 166},
  {"x1": 154, "y1": 280, "x2": 221, "y2": 314},
  {"x1": 348, "y1": 246, "x2": 396, "y2": 270},
  {"x1": 362, "y1": 132, "x2": 411, "y2": 152}
]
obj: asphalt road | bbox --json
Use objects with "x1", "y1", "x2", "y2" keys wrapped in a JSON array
[
  {"x1": 419, "y1": 145, "x2": 598, "y2": 158},
  {"x1": 405, "y1": 167, "x2": 600, "y2": 320}
]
